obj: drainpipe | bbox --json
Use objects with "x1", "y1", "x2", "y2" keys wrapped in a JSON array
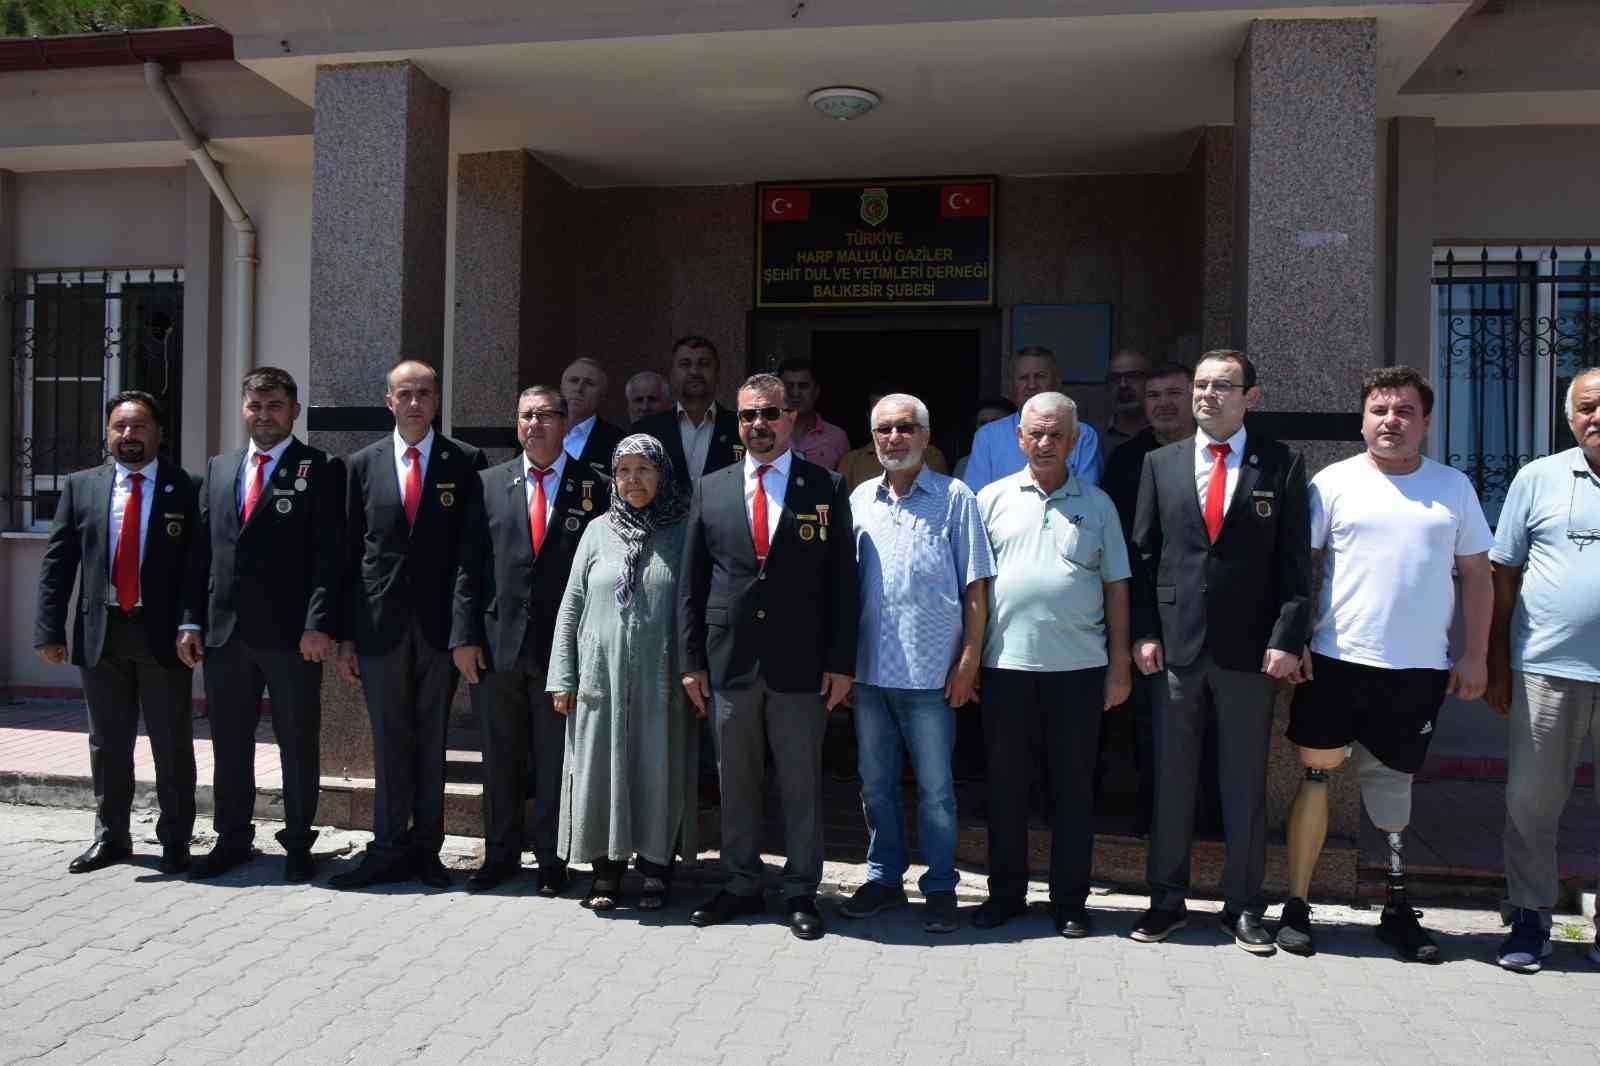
[{"x1": 144, "y1": 60, "x2": 256, "y2": 417}]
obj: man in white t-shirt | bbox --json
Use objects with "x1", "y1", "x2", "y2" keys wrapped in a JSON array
[{"x1": 1276, "y1": 367, "x2": 1493, "y2": 962}]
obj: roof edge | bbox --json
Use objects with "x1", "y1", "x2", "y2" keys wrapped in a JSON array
[{"x1": 0, "y1": 26, "x2": 232, "y2": 74}]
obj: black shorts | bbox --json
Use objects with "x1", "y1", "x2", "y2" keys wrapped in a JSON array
[{"x1": 1287, "y1": 653, "x2": 1449, "y2": 774}]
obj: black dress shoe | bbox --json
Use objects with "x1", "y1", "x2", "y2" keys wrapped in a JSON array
[
  {"x1": 158, "y1": 847, "x2": 192, "y2": 874},
  {"x1": 1053, "y1": 905, "x2": 1093, "y2": 939},
  {"x1": 971, "y1": 898, "x2": 1028, "y2": 929},
  {"x1": 1222, "y1": 909, "x2": 1277, "y2": 956},
  {"x1": 536, "y1": 865, "x2": 570, "y2": 898},
  {"x1": 189, "y1": 845, "x2": 253, "y2": 881},
  {"x1": 414, "y1": 855, "x2": 452, "y2": 889},
  {"x1": 466, "y1": 862, "x2": 521, "y2": 892},
  {"x1": 68, "y1": 841, "x2": 131, "y2": 874},
  {"x1": 284, "y1": 849, "x2": 317, "y2": 884},
  {"x1": 328, "y1": 855, "x2": 407, "y2": 890},
  {"x1": 786, "y1": 896, "x2": 825, "y2": 941},
  {"x1": 1130, "y1": 906, "x2": 1188, "y2": 943},
  {"x1": 689, "y1": 890, "x2": 766, "y2": 928}
]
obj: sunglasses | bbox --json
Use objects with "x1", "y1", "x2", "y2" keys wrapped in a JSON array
[
  {"x1": 737, "y1": 405, "x2": 789, "y2": 424},
  {"x1": 872, "y1": 422, "x2": 922, "y2": 438}
]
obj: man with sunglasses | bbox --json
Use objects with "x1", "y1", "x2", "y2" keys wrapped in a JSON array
[
  {"x1": 1488, "y1": 366, "x2": 1600, "y2": 973},
  {"x1": 681, "y1": 373, "x2": 859, "y2": 940}
]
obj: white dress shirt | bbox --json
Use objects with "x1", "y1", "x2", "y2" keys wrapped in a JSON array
[
  {"x1": 1194, "y1": 424, "x2": 1247, "y2": 515},
  {"x1": 678, "y1": 402, "x2": 720, "y2": 481},
  {"x1": 522, "y1": 451, "x2": 568, "y2": 528},
  {"x1": 563, "y1": 415, "x2": 596, "y2": 463},
  {"x1": 742, "y1": 449, "x2": 792, "y2": 545},
  {"x1": 237, "y1": 436, "x2": 294, "y2": 512},
  {"x1": 108, "y1": 458, "x2": 158, "y2": 605},
  {"x1": 394, "y1": 427, "x2": 434, "y2": 497}
]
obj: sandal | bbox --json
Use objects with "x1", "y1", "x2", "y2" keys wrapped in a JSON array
[
  {"x1": 638, "y1": 876, "x2": 670, "y2": 911},
  {"x1": 583, "y1": 877, "x2": 620, "y2": 911}
]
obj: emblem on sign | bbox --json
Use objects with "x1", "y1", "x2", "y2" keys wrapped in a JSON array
[
  {"x1": 275, "y1": 498, "x2": 293, "y2": 514},
  {"x1": 860, "y1": 186, "x2": 888, "y2": 227},
  {"x1": 816, "y1": 503, "x2": 830, "y2": 542}
]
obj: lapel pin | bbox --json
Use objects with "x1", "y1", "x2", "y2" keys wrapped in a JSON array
[
  {"x1": 440, "y1": 450, "x2": 449, "y2": 460},
  {"x1": 164, "y1": 483, "x2": 174, "y2": 493},
  {"x1": 277, "y1": 469, "x2": 287, "y2": 479},
  {"x1": 796, "y1": 476, "x2": 805, "y2": 488},
  {"x1": 1249, "y1": 455, "x2": 1259, "y2": 466}
]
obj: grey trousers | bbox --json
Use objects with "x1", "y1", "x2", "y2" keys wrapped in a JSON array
[
  {"x1": 1504, "y1": 670, "x2": 1600, "y2": 925},
  {"x1": 78, "y1": 612, "x2": 195, "y2": 849},
  {"x1": 713, "y1": 680, "x2": 828, "y2": 900},
  {"x1": 1147, "y1": 652, "x2": 1277, "y2": 916},
  {"x1": 357, "y1": 618, "x2": 457, "y2": 861}
]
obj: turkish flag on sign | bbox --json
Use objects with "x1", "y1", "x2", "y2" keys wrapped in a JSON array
[
  {"x1": 763, "y1": 189, "x2": 810, "y2": 222},
  {"x1": 941, "y1": 183, "x2": 989, "y2": 218}
]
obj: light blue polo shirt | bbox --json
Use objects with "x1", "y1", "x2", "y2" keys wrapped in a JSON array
[
  {"x1": 977, "y1": 468, "x2": 1131, "y2": 672},
  {"x1": 1490, "y1": 448, "x2": 1600, "y2": 683}
]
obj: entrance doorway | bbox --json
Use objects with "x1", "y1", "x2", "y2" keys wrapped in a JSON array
[{"x1": 808, "y1": 329, "x2": 982, "y2": 462}]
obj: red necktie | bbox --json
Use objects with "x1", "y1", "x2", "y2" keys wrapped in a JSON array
[
  {"x1": 402, "y1": 446, "x2": 422, "y2": 527},
  {"x1": 241, "y1": 453, "x2": 269, "y2": 522},
  {"x1": 1203, "y1": 442, "x2": 1231, "y2": 543},
  {"x1": 752, "y1": 463, "x2": 773, "y2": 562},
  {"x1": 528, "y1": 465, "x2": 552, "y2": 555},
  {"x1": 113, "y1": 472, "x2": 143, "y2": 612}
]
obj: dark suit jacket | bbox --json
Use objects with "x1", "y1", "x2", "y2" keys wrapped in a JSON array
[
  {"x1": 1102, "y1": 426, "x2": 1165, "y2": 545},
  {"x1": 35, "y1": 460, "x2": 200, "y2": 669},
  {"x1": 184, "y1": 438, "x2": 345, "y2": 649},
  {"x1": 632, "y1": 404, "x2": 742, "y2": 493},
  {"x1": 450, "y1": 453, "x2": 606, "y2": 673},
  {"x1": 1131, "y1": 432, "x2": 1311, "y2": 672},
  {"x1": 679, "y1": 454, "x2": 859, "y2": 693},
  {"x1": 344, "y1": 433, "x2": 487, "y2": 655},
  {"x1": 570, "y1": 417, "x2": 627, "y2": 493}
]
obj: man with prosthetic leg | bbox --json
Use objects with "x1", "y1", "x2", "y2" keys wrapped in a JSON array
[{"x1": 1277, "y1": 367, "x2": 1493, "y2": 960}]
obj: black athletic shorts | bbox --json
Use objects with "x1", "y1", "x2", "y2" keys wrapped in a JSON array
[{"x1": 1287, "y1": 653, "x2": 1450, "y2": 774}]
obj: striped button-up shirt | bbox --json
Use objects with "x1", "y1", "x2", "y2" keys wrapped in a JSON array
[{"x1": 850, "y1": 464, "x2": 996, "y2": 689}]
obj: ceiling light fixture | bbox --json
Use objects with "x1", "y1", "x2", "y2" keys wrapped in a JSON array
[{"x1": 807, "y1": 87, "x2": 880, "y2": 121}]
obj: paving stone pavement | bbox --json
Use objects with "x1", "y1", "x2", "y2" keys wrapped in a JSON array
[{"x1": 4, "y1": 803, "x2": 1600, "y2": 1066}]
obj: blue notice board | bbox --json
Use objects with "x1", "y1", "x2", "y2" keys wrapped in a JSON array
[{"x1": 1010, "y1": 304, "x2": 1114, "y2": 384}]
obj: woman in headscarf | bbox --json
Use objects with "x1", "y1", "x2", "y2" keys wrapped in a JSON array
[{"x1": 548, "y1": 434, "x2": 698, "y2": 910}]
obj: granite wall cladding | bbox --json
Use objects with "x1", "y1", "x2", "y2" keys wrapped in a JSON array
[
  {"x1": 1234, "y1": 19, "x2": 1378, "y2": 414},
  {"x1": 308, "y1": 61, "x2": 449, "y2": 411}
]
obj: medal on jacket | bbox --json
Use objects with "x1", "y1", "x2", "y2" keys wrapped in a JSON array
[
  {"x1": 295, "y1": 458, "x2": 312, "y2": 492},
  {"x1": 732, "y1": 445, "x2": 744, "y2": 462},
  {"x1": 581, "y1": 481, "x2": 595, "y2": 511},
  {"x1": 816, "y1": 503, "x2": 830, "y2": 542}
]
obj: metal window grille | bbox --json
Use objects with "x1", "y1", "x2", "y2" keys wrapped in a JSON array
[
  {"x1": 1433, "y1": 245, "x2": 1599, "y2": 523},
  {"x1": 6, "y1": 269, "x2": 184, "y2": 531}
]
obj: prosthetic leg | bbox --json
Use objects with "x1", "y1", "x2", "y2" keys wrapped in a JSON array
[{"x1": 1355, "y1": 742, "x2": 1439, "y2": 962}]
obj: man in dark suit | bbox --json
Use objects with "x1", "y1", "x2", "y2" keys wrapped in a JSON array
[
  {"x1": 331, "y1": 359, "x2": 486, "y2": 889},
  {"x1": 560, "y1": 357, "x2": 628, "y2": 486},
  {"x1": 179, "y1": 367, "x2": 345, "y2": 883},
  {"x1": 680, "y1": 372, "x2": 859, "y2": 940},
  {"x1": 451, "y1": 385, "x2": 608, "y2": 893},
  {"x1": 632, "y1": 335, "x2": 742, "y2": 493},
  {"x1": 34, "y1": 391, "x2": 199, "y2": 874},
  {"x1": 1129, "y1": 349, "x2": 1311, "y2": 954}
]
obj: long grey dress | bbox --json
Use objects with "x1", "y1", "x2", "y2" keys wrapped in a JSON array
[{"x1": 547, "y1": 518, "x2": 697, "y2": 867}]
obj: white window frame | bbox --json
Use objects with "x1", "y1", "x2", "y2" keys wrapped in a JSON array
[{"x1": 17, "y1": 268, "x2": 183, "y2": 531}]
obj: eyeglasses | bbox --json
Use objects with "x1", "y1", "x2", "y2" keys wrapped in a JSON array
[
  {"x1": 522, "y1": 410, "x2": 564, "y2": 425},
  {"x1": 1567, "y1": 472, "x2": 1600, "y2": 550},
  {"x1": 872, "y1": 422, "x2": 923, "y2": 438},
  {"x1": 737, "y1": 405, "x2": 789, "y2": 424},
  {"x1": 1193, "y1": 380, "x2": 1241, "y2": 396}
]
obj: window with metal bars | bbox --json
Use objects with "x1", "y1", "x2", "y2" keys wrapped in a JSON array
[
  {"x1": 1432, "y1": 245, "x2": 1599, "y2": 524},
  {"x1": 6, "y1": 269, "x2": 184, "y2": 531}
]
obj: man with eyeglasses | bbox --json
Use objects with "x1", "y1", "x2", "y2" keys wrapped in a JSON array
[
  {"x1": 839, "y1": 394, "x2": 994, "y2": 934},
  {"x1": 1100, "y1": 349, "x2": 1152, "y2": 459},
  {"x1": 1130, "y1": 349, "x2": 1311, "y2": 954},
  {"x1": 1276, "y1": 366, "x2": 1492, "y2": 962},
  {"x1": 451, "y1": 386, "x2": 605, "y2": 894},
  {"x1": 681, "y1": 373, "x2": 859, "y2": 940},
  {"x1": 1488, "y1": 366, "x2": 1600, "y2": 973}
]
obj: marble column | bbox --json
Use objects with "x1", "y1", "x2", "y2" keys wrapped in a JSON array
[
  {"x1": 451, "y1": 150, "x2": 575, "y2": 460},
  {"x1": 1235, "y1": 19, "x2": 1378, "y2": 846},
  {"x1": 306, "y1": 60, "x2": 450, "y2": 779},
  {"x1": 0, "y1": 170, "x2": 14, "y2": 524},
  {"x1": 1386, "y1": 117, "x2": 1436, "y2": 367}
]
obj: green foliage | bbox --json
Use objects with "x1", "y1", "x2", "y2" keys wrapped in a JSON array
[{"x1": 0, "y1": 1, "x2": 203, "y2": 37}]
